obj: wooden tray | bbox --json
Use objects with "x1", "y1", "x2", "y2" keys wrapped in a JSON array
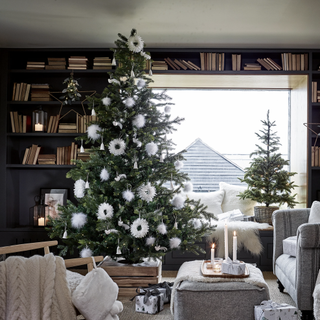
[{"x1": 201, "y1": 260, "x2": 250, "y2": 278}]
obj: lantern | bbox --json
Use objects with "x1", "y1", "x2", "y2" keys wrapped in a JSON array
[
  {"x1": 32, "y1": 106, "x2": 47, "y2": 132},
  {"x1": 30, "y1": 195, "x2": 48, "y2": 227}
]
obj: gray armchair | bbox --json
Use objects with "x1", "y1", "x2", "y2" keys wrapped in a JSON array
[{"x1": 273, "y1": 208, "x2": 320, "y2": 320}]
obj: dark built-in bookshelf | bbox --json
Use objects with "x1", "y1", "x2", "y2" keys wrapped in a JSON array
[{"x1": 0, "y1": 48, "x2": 318, "y2": 260}]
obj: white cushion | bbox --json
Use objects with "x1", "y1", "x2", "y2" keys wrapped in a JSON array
[
  {"x1": 308, "y1": 201, "x2": 320, "y2": 224},
  {"x1": 183, "y1": 190, "x2": 224, "y2": 218},
  {"x1": 219, "y1": 182, "x2": 256, "y2": 216},
  {"x1": 283, "y1": 236, "x2": 297, "y2": 257}
]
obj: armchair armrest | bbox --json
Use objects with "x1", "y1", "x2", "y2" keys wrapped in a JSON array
[
  {"x1": 272, "y1": 208, "x2": 310, "y2": 273},
  {"x1": 65, "y1": 256, "x2": 104, "y2": 272},
  {"x1": 298, "y1": 223, "x2": 320, "y2": 248}
]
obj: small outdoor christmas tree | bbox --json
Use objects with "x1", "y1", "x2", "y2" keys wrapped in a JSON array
[
  {"x1": 48, "y1": 29, "x2": 213, "y2": 264},
  {"x1": 238, "y1": 110, "x2": 297, "y2": 208}
]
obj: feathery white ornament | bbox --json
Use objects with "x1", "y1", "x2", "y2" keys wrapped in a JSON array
[
  {"x1": 138, "y1": 182, "x2": 156, "y2": 202},
  {"x1": 191, "y1": 218, "x2": 202, "y2": 229},
  {"x1": 128, "y1": 34, "x2": 144, "y2": 53},
  {"x1": 140, "y1": 51, "x2": 151, "y2": 60},
  {"x1": 100, "y1": 168, "x2": 110, "y2": 181},
  {"x1": 108, "y1": 138, "x2": 126, "y2": 156},
  {"x1": 157, "y1": 222, "x2": 167, "y2": 235},
  {"x1": 132, "y1": 114, "x2": 146, "y2": 128},
  {"x1": 115, "y1": 173, "x2": 126, "y2": 181},
  {"x1": 102, "y1": 96, "x2": 111, "y2": 106},
  {"x1": 87, "y1": 124, "x2": 101, "y2": 141},
  {"x1": 124, "y1": 97, "x2": 135, "y2": 108},
  {"x1": 130, "y1": 218, "x2": 149, "y2": 238},
  {"x1": 104, "y1": 229, "x2": 119, "y2": 235},
  {"x1": 122, "y1": 189, "x2": 135, "y2": 202},
  {"x1": 118, "y1": 218, "x2": 130, "y2": 230},
  {"x1": 113, "y1": 121, "x2": 123, "y2": 129},
  {"x1": 146, "y1": 236, "x2": 156, "y2": 246},
  {"x1": 183, "y1": 181, "x2": 193, "y2": 193},
  {"x1": 80, "y1": 247, "x2": 93, "y2": 258},
  {"x1": 137, "y1": 79, "x2": 146, "y2": 89},
  {"x1": 171, "y1": 194, "x2": 185, "y2": 209},
  {"x1": 97, "y1": 202, "x2": 114, "y2": 220},
  {"x1": 80, "y1": 139, "x2": 85, "y2": 153},
  {"x1": 108, "y1": 78, "x2": 120, "y2": 85},
  {"x1": 145, "y1": 142, "x2": 158, "y2": 156},
  {"x1": 169, "y1": 237, "x2": 181, "y2": 249},
  {"x1": 133, "y1": 138, "x2": 142, "y2": 147},
  {"x1": 74, "y1": 179, "x2": 85, "y2": 198},
  {"x1": 174, "y1": 160, "x2": 184, "y2": 169},
  {"x1": 155, "y1": 245, "x2": 167, "y2": 252},
  {"x1": 164, "y1": 106, "x2": 171, "y2": 114},
  {"x1": 71, "y1": 212, "x2": 87, "y2": 229}
]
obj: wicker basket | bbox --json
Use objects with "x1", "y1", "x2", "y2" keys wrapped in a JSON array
[{"x1": 254, "y1": 206, "x2": 279, "y2": 225}]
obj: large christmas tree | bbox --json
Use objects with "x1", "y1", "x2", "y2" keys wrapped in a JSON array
[
  {"x1": 238, "y1": 110, "x2": 297, "y2": 208},
  {"x1": 48, "y1": 29, "x2": 213, "y2": 264}
]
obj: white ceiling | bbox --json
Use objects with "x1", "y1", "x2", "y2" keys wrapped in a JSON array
[{"x1": 1, "y1": 0, "x2": 320, "y2": 49}]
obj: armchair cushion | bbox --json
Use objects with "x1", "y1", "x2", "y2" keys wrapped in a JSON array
[
  {"x1": 283, "y1": 236, "x2": 297, "y2": 257},
  {"x1": 308, "y1": 201, "x2": 320, "y2": 223}
]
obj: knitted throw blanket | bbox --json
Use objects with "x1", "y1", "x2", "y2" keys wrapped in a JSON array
[
  {"x1": 170, "y1": 260, "x2": 270, "y2": 314},
  {"x1": 0, "y1": 253, "x2": 76, "y2": 320}
]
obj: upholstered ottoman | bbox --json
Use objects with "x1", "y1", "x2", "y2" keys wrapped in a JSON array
[{"x1": 172, "y1": 260, "x2": 270, "y2": 320}]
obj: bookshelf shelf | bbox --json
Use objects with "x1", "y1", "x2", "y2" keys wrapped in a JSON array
[{"x1": 6, "y1": 164, "x2": 75, "y2": 169}]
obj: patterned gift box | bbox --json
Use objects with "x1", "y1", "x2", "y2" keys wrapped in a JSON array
[
  {"x1": 221, "y1": 257, "x2": 246, "y2": 275},
  {"x1": 254, "y1": 300, "x2": 299, "y2": 320},
  {"x1": 139, "y1": 281, "x2": 173, "y2": 304},
  {"x1": 135, "y1": 291, "x2": 165, "y2": 314}
]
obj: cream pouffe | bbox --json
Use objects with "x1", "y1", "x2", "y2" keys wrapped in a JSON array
[{"x1": 171, "y1": 260, "x2": 270, "y2": 320}]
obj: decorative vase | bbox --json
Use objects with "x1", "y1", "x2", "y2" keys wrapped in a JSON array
[{"x1": 254, "y1": 206, "x2": 279, "y2": 225}]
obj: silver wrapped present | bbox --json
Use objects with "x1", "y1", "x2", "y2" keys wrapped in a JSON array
[
  {"x1": 139, "y1": 281, "x2": 173, "y2": 304},
  {"x1": 254, "y1": 300, "x2": 299, "y2": 320},
  {"x1": 135, "y1": 290, "x2": 165, "y2": 314},
  {"x1": 221, "y1": 257, "x2": 246, "y2": 275}
]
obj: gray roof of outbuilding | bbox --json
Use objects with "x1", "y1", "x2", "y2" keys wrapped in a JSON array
[{"x1": 180, "y1": 138, "x2": 245, "y2": 192}]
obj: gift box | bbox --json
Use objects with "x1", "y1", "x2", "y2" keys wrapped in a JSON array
[
  {"x1": 221, "y1": 257, "x2": 246, "y2": 275},
  {"x1": 254, "y1": 300, "x2": 299, "y2": 320},
  {"x1": 135, "y1": 290, "x2": 165, "y2": 314},
  {"x1": 139, "y1": 281, "x2": 173, "y2": 304}
]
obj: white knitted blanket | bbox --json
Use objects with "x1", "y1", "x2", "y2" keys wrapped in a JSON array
[
  {"x1": 0, "y1": 253, "x2": 76, "y2": 320},
  {"x1": 170, "y1": 260, "x2": 270, "y2": 314}
]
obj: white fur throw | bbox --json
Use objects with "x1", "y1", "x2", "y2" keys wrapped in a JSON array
[
  {"x1": 0, "y1": 253, "x2": 76, "y2": 320},
  {"x1": 170, "y1": 260, "x2": 270, "y2": 315},
  {"x1": 313, "y1": 271, "x2": 320, "y2": 319},
  {"x1": 207, "y1": 221, "x2": 271, "y2": 257}
]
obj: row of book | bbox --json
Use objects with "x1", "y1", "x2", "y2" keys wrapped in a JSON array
[
  {"x1": 22, "y1": 142, "x2": 79, "y2": 165},
  {"x1": 256, "y1": 58, "x2": 282, "y2": 71},
  {"x1": 312, "y1": 81, "x2": 319, "y2": 103},
  {"x1": 93, "y1": 57, "x2": 112, "y2": 69},
  {"x1": 231, "y1": 54, "x2": 241, "y2": 71},
  {"x1": 12, "y1": 83, "x2": 31, "y2": 101},
  {"x1": 311, "y1": 146, "x2": 320, "y2": 167},
  {"x1": 281, "y1": 53, "x2": 308, "y2": 71},
  {"x1": 200, "y1": 52, "x2": 225, "y2": 71},
  {"x1": 10, "y1": 111, "x2": 31, "y2": 133},
  {"x1": 12, "y1": 83, "x2": 51, "y2": 101}
]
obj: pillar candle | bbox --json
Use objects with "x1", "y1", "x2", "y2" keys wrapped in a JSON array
[
  {"x1": 38, "y1": 217, "x2": 45, "y2": 226},
  {"x1": 224, "y1": 221, "x2": 228, "y2": 260},
  {"x1": 211, "y1": 243, "x2": 215, "y2": 265},
  {"x1": 35, "y1": 123, "x2": 43, "y2": 131},
  {"x1": 233, "y1": 231, "x2": 237, "y2": 261}
]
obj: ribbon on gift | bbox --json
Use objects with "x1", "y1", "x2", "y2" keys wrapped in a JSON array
[
  {"x1": 259, "y1": 300, "x2": 291, "y2": 310},
  {"x1": 131, "y1": 287, "x2": 161, "y2": 304},
  {"x1": 147, "y1": 281, "x2": 174, "y2": 302}
]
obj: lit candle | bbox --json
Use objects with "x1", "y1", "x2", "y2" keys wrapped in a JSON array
[
  {"x1": 38, "y1": 217, "x2": 45, "y2": 226},
  {"x1": 224, "y1": 221, "x2": 228, "y2": 261},
  {"x1": 211, "y1": 243, "x2": 215, "y2": 265},
  {"x1": 233, "y1": 231, "x2": 237, "y2": 261},
  {"x1": 35, "y1": 123, "x2": 43, "y2": 131}
]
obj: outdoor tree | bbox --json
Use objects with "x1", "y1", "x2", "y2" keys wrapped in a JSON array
[
  {"x1": 48, "y1": 29, "x2": 214, "y2": 264},
  {"x1": 238, "y1": 110, "x2": 298, "y2": 208}
]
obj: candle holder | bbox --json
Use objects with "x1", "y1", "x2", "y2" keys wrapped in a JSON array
[
  {"x1": 32, "y1": 106, "x2": 47, "y2": 132},
  {"x1": 213, "y1": 257, "x2": 223, "y2": 273},
  {"x1": 29, "y1": 195, "x2": 48, "y2": 227}
]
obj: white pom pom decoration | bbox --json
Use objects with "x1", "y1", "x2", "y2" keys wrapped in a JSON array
[
  {"x1": 164, "y1": 106, "x2": 171, "y2": 113},
  {"x1": 97, "y1": 202, "x2": 114, "y2": 220},
  {"x1": 87, "y1": 124, "x2": 101, "y2": 141},
  {"x1": 130, "y1": 218, "x2": 149, "y2": 238},
  {"x1": 132, "y1": 114, "x2": 145, "y2": 128},
  {"x1": 74, "y1": 179, "x2": 86, "y2": 198},
  {"x1": 108, "y1": 138, "x2": 126, "y2": 156},
  {"x1": 174, "y1": 160, "x2": 184, "y2": 169},
  {"x1": 145, "y1": 142, "x2": 158, "y2": 156},
  {"x1": 80, "y1": 247, "x2": 93, "y2": 258},
  {"x1": 138, "y1": 183, "x2": 156, "y2": 203},
  {"x1": 157, "y1": 222, "x2": 167, "y2": 235},
  {"x1": 100, "y1": 168, "x2": 110, "y2": 181},
  {"x1": 122, "y1": 189, "x2": 135, "y2": 202},
  {"x1": 183, "y1": 181, "x2": 193, "y2": 193},
  {"x1": 137, "y1": 79, "x2": 146, "y2": 89},
  {"x1": 102, "y1": 96, "x2": 111, "y2": 106},
  {"x1": 170, "y1": 237, "x2": 182, "y2": 249},
  {"x1": 123, "y1": 97, "x2": 135, "y2": 108},
  {"x1": 171, "y1": 194, "x2": 185, "y2": 209},
  {"x1": 146, "y1": 236, "x2": 156, "y2": 246},
  {"x1": 71, "y1": 213, "x2": 87, "y2": 229},
  {"x1": 191, "y1": 218, "x2": 202, "y2": 229}
]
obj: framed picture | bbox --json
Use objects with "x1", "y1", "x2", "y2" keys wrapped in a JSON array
[{"x1": 40, "y1": 188, "x2": 68, "y2": 220}]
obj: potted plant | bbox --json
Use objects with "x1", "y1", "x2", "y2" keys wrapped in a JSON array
[{"x1": 238, "y1": 110, "x2": 298, "y2": 224}]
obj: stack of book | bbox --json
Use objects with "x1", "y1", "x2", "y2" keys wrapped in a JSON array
[
  {"x1": 57, "y1": 142, "x2": 77, "y2": 165},
  {"x1": 163, "y1": 58, "x2": 200, "y2": 70},
  {"x1": 231, "y1": 54, "x2": 241, "y2": 71},
  {"x1": 312, "y1": 146, "x2": 320, "y2": 167},
  {"x1": 68, "y1": 56, "x2": 88, "y2": 70},
  {"x1": 58, "y1": 122, "x2": 77, "y2": 133},
  {"x1": 93, "y1": 57, "x2": 112, "y2": 69},
  {"x1": 26, "y1": 61, "x2": 45, "y2": 70},
  {"x1": 22, "y1": 144, "x2": 41, "y2": 165},
  {"x1": 10, "y1": 111, "x2": 31, "y2": 133},
  {"x1": 281, "y1": 53, "x2": 308, "y2": 71},
  {"x1": 312, "y1": 81, "x2": 320, "y2": 102},
  {"x1": 77, "y1": 148, "x2": 91, "y2": 162},
  {"x1": 243, "y1": 63, "x2": 261, "y2": 71},
  {"x1": 77, "y1": 114, "x2": 97, "y2": 133},
  {"x1": 257, "y1": 58, "x2": 282, "y2": 71},
  {"x1": 46, "y1": 57, "x2": 66, "y2": 70},
  {"x1": 151, "y1": 61, "x2": 168, "y2": 70},
  {"x1": 200, "y1": 52, "x2": 225, "y2": 71},
  {"x1": 31, "y1": 84, "x2": 50, "y2": 101},
  {"x1": 38, "y1": 154, "x2": 56, "y2": 165},
  {"x1": 12, "y1": 82, "x2": 31, "y2": 101},
  {"x1": 47, "y1": 114, "x2": 60, "y2": 133}
]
